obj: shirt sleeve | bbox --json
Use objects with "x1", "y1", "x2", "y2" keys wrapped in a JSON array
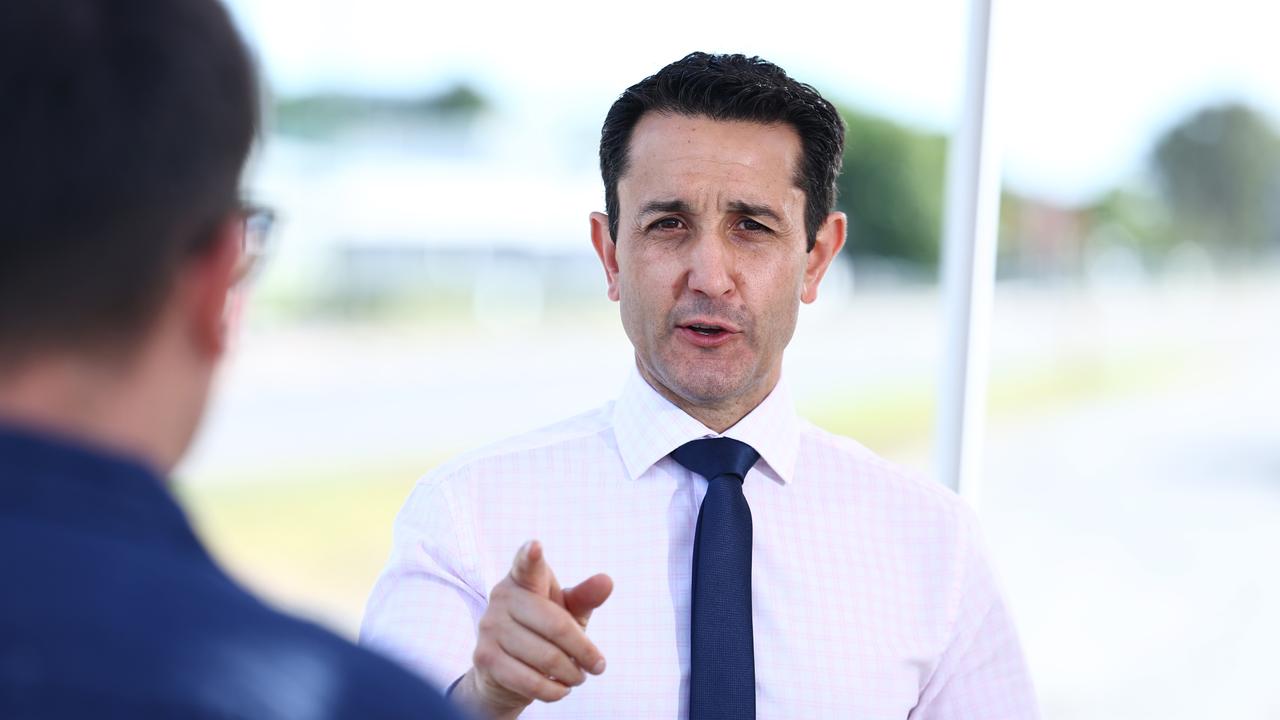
[
  {"x1": 909, "y1": 503, "x2": 1041, "y2": 720},
  {"x1": 359, "y1": 470, "x2": 487, "y2": 689}
]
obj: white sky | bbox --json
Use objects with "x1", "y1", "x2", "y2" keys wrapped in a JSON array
[{"x1": 226, "y1": 0, "x2": 1280, "y2": 204}]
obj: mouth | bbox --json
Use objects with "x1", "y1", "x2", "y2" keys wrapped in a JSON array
[
  {"x1": 676, "y1": 318, "x2": 741, "y2": 347},
  {"x1": 684, "y1": 322, "x2": 729, "y2": 337}
]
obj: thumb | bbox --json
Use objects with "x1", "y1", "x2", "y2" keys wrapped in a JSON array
[
  {"x1": 509, "y1": 540, "x2": 553, "y2": 595},
  {"x1": 562, "y1": 573, "x2": 614, "y2": 627}
]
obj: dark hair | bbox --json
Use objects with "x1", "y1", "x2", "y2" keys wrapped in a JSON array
[
  {"x1": 0, "y1": 0, "x2": 258, "y2": 365},
  {"x1": 599, "y1": 52, "x2": 844, "y2": 251}
]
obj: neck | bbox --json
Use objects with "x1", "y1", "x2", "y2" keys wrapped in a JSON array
[{"x1": 0, "y1": 352, "x2": 187, "y2": 475}]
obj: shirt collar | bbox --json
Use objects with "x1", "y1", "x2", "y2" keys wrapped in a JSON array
[{"x1": 612, "y1": 363, "x2": 801, "y2": 485}]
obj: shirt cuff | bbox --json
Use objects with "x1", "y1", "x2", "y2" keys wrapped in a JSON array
[{"x1": 446, "y1": 673, "x2": 466, "y2": 697}]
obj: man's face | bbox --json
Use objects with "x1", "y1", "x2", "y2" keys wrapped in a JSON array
[{"x1": 592, "y1": 113, "x2": 844, "y2": 425}]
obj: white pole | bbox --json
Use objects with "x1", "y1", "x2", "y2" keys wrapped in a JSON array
[{"x1": 935, "y1": 0, "x2": 1002, "y2": 505}]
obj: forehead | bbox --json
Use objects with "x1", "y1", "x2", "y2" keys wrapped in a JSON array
[{"x1": 619, "y1": 113, "x2": 804, "y2": 213}]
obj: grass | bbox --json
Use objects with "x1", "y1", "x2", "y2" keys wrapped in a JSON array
[
  {"x1": 179, "y1": 343, "x2": 1204, "y2": 637},
  {"x1": 177, "y1": 459, "x2": 433, "y2": 634},
  {"x1": 806, "y1": 345, "x2": 1198, "y2": 457}
]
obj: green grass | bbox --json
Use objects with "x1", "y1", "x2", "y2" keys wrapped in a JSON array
[{"x1": 805, "y1": 346, "x2": 1198, "y2": 456}]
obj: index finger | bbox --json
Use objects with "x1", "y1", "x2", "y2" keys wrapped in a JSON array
[{"x1": 509, "y1": 540, "x2": 553, "y2": 595}]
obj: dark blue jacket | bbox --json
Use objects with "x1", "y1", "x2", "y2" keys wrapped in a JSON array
[{"x1": 0, "y1": 423, "x2": 464, "y2": 719}]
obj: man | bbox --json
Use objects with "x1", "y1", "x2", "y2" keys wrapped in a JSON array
[
  {"x1": 361, "y1": 53, "x2": 1039, "y2": 719},
  {"x1": 0, "y1": 2, "x2": 462, "y2": 717}
]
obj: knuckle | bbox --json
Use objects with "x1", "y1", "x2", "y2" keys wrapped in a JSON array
[
  {"x1": 484, "y1": 661, "x2": 530, "y2": 702},
  {"x1": 489, "y1": 583, "x2": 511, "y2": 603},
  {"x1": 473, "y1": 644, "x2": 497, "y2": 669},
  {"x1": 510, "y1": 673, "x2": 541, "y2": 699},
  {"x1": 538, "y1": 645, "x2": 563, "y2": 671},
  {"x1": 561, "y1": 665, "x2": 585, "y2": 686},
  {"x1": 533, "y1": 678, "x2": 570, "y2": 702},
  {"x1": 550, "y1": 616, "x2": 575, "y2": 637},
  {"x1": 565, "y1": 637, "x2": 592, "y2": 661}
]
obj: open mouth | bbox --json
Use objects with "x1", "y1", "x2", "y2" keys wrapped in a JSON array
[{"x1": 685, "y1": 323, "x2": 728, "y2": 337}]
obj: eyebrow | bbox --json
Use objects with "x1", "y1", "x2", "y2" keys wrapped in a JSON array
[
  {"x1": 726, "y1": 201, "x2": 783, "y2": 223},
  {"x1": 636, "y1": 199, "x2": 784, "y2": 222},
  {"x1": 637, "y1": 199, "x2": 693, "y2": 218}
]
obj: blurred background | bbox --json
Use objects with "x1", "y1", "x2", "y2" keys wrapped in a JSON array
[{"x1": 179, "y1": 1, "x2": 1279, "y2": 717}]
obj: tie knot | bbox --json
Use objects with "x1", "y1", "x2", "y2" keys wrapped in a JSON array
[{"x1": 671, "y1": 437, "x2": 760, "y2": 484}]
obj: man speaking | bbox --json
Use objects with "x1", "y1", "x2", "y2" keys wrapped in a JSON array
[{"x1": 362, "y1": 53, "x2": 1039, "y2": 719}]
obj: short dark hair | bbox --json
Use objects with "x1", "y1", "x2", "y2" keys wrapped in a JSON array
[
  {"x1": 0, "y1": 0, "x2": 258, "y2": 365},
  {"x1": 599, "y1": 52, "x2": 845, "y2": 251}
]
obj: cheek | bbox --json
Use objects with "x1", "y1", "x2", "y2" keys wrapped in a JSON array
[
  {"x1": 748, "y1": 268, "x2": 805, "y2": 337},
  {"x1": 620, "y1": 283, "x2": 664, "y2": 330},
  {"x1": 747, "y1": 261, "x2": 806, "y2": 303},
  {"x1": 619, "y1": 250, "x2": 682, "y2": 304},
  {"x1": 615, "y1": 268, "x2": 657, "y2": 339}
]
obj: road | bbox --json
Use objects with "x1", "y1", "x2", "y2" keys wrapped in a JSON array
[{"x1": 183, "y1": 275, "x2": 1279, "y2": 718}]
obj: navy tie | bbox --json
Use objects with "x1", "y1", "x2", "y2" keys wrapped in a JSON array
[{"x1": 671, "y1": 437, "x2": 760, "y2": 720}]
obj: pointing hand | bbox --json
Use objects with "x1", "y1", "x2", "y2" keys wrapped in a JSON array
[{"x1": 455, "y1": 541, "x2": 613, "y2": 719}]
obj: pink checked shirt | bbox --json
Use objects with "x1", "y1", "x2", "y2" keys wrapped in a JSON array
[{"x1": 361, "y1": 368, "x2": 1039, "y2": 719}]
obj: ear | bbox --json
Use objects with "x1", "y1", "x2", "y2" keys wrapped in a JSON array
[
  {"x1": 180, "y1": 215, "x2": 242, "y2": 358},
  {"x1": 590, "y1": 211, "x2": 621, "y2": 302},
  {"x1": 801, "y1": 211, "x2": 846, "y2": 304}
]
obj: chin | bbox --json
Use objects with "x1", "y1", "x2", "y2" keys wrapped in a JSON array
[{"x1": 666, "y1": 367, "x2": 752, "y2": 407}]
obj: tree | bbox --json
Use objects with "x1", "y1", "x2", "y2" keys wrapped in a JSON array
[
  {"x1": 1150, "y1": 103, "x2": 1280, "y2": 261},
  {"x1": 273, "y1": 82, "x2": 491, "y2": 140},
  {"x1": 835, "y1": 107, "x2": 948, "y2": 272}
]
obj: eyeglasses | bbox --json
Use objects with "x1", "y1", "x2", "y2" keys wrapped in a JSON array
[{"x1": 236, "y1": 204, "x2": 276, "y2": 283}]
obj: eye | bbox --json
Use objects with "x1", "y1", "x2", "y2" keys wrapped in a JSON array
[
  {"x1": 650, "y1": 217, "x2": 685, "y2": 231},
  {"x1": 737, "y1": 217, "x2": 772, "y2": 233}
]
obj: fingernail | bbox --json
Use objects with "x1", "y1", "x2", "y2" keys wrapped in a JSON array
[{"x1": 592, "y1": 658, "x2": 607, "y2": 674}]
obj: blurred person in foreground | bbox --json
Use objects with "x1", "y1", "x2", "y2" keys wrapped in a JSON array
[
  {"x1": 0, "y1": 1, "x2": 462, "y2": 717},
  {"x1": 361, "y1": 53, "x2": 1039, "y2": 719}
]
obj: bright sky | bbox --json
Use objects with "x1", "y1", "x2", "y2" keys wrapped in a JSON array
[{"x1": 226, "y1": 0, "x2": 1280, "y2": 205}]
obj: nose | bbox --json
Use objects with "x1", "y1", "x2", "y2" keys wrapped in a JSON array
[{"x1": 685, "y1": 232, "x2": 735, "y2": 298}]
